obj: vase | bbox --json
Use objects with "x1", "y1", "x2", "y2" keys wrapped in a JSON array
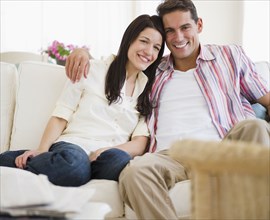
[{"x1": 56, "y1": 59, "x2": 66, "y2": 66}]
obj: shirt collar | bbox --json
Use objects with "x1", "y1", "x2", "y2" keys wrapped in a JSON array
[
  {"x1": 197, "y1": 44, "x2": 216, "y2": 62},
  {"x1": 158, "y1": 44, "x2": 216, "y2": 72},
  {"x1": 158, "y1": 54, "x2": 174, "y2": 72},
  {"x1": 132, "y1": 71, "x2": 148, "y2": 99}
]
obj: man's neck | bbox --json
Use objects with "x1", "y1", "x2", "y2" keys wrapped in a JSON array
[
  {"x1": 173, "y1": 58, "x2": 197, "y2": 72},
  {"x1": 173, "y1": 45, "x2": 200, "y2": 71}
]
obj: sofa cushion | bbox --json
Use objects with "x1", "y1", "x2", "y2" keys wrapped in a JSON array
[
  {"x1": 81, "y1": 180, "x2": 124, "y2": 218},
  {"x1": 0, "y1": 62, "x2": 18, "y2": 153},
  {"x1": 10, "y1": 61, "x2": 67, "y2": 150}
]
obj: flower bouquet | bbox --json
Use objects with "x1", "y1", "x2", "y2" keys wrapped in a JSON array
[{"x1": 45, "y1": 40, "x2": 89, "y2": 66}]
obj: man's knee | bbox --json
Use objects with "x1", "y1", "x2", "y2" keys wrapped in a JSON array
[
  {"x1": 225, "y1": 119, "x2": 270, "y2": 146},
  {"x1": 233, "y1": 119, "x2": 269, "y2": 134}
]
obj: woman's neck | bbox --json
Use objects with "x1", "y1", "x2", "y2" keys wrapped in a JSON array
[{"x1": 125, "y1": 71, "x2": 139, "y2": 97}]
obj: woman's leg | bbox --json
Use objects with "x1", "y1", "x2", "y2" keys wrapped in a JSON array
[
  {"x1": 91, "y1": 148, "x2": 131, "y2": 181},
  {"x1": 25, "y1": 142, "x2": 91, "y2": 186},
  {"x1": 0, "y1": 150, "x2": 27, "y2": 167}
]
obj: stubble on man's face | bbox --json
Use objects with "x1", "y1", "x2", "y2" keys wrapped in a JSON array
[{"x1": 162, "y1": 10, "x2": 202, "y2": 70}]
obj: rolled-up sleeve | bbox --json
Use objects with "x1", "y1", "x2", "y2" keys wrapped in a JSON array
[
  {"x1": 52, "y1": 79, "x2": 85, "y2": 122},
  {"x1": 131, "y1": 116, "x2": 149, "y2": 138}
]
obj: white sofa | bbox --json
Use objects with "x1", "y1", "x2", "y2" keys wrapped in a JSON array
[{"x1": 0, "y1": 60, "x2": 269, "y2": 219}]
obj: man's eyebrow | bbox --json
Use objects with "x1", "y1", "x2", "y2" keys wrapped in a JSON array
[{"x1": 165, "y1": 23, "x2": 192, "y2": 30}]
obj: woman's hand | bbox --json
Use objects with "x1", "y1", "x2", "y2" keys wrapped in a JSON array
[
  {"x1": 65, "y1": 48, "x2": 91, "y2": 83},
  {"x1": 89, "y1": 147, "x2": 112, "y2": 162},
  {"x1": 15, "y1": 150, "x2": 43, "y2": 169}
]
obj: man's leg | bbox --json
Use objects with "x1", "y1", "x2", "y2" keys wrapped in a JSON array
[
  {"x1": 91, "y1": 148, "x2": 132, "y2": 181},
  {"x1": 119, "y1": 151, "x2": 188, "y2": 220},
  {"x1": 224, "y1": 119, "x2": 270, "y2": 147}
]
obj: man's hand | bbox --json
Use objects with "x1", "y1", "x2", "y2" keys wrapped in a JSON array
[
  {"x1": 15, "y1": 150, "x2": 43, "y2": 169},
  {"x1": 65, "y1": 48, "x2": 91, "y2": 83}
]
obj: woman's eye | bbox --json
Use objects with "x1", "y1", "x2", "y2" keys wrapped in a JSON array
[{"x1": 154, "y1": 46, "x2": 160, "y2": 51}]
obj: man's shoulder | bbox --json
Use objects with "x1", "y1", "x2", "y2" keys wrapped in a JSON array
[
  {"x1": 204, "y1": 44, "x2": 243, "y2": 54},
  {"x1": 202, "y1": 44, "x2": 244, "y2": 60}
]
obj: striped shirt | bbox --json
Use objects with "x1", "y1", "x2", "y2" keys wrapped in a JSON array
[{"x1": 148, "y1": 44, "x2": 269, "y2": 153}]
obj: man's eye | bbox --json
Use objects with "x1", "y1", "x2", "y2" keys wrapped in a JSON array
[
  {"x1": 182, "y1": 26, "x2": 190, "y2": 31},
  {"x1": 165, "y1": 29, "x2": 173, "y2": 34}
]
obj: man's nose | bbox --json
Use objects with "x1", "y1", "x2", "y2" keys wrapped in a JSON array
[{"x1": 174, "y1": 29, "x2": 184, "y2": 40}]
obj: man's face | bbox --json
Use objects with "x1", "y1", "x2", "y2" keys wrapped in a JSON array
[{"x1": 162, "y1": 10, "x2": 202, "y2": 66}]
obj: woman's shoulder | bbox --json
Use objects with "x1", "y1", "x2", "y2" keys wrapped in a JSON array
[
  {"x1": 90, "y1": 54, "x2": 115, "y2": 67},
  {"x1": 88, "y1": 54, "x2": 115, "y2": 77}
]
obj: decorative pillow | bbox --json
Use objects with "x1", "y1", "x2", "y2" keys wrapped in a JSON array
[{"x1": 252, "y1": 103, "x2": 268, "y2": 121}]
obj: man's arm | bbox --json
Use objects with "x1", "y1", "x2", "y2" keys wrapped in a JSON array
[
  {"x1": 257, "y1": 91, "x2": 270, "y2": 118},
  {"x1": 65, "y1": 48, "x2": 92, "y2": 83}
]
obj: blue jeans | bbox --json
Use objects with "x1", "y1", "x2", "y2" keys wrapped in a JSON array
[{"x1": 0, "y1": 142, "x2": 131, "y2": 186}]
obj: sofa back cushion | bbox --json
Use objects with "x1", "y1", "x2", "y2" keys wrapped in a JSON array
[
  {"x1": 10, "y1": 61, "x2": 67, "y2": 150},
  {"x1": 7, "y1": 61, "x2": 270, "y2": 151},
  {"x1": 0, "y1": 62, "x2": 18, "y2": 153}
]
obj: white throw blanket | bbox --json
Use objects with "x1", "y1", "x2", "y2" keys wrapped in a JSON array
[{"x1": 0, "y1": 167, "x2": 103, "y2": 218}]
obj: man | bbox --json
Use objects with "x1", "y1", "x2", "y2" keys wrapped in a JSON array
[{"x1": 65, "y1": 0, "x2": 270, "y2": 218}]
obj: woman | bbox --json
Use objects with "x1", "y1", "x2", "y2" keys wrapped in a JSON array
[{"x1": 0, "y1": 15, "x2": 165, "y2": 187}]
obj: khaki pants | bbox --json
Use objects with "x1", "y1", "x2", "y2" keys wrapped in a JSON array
[{"x1": 119, "y1": 119, "x2": 270, "y2": 219}]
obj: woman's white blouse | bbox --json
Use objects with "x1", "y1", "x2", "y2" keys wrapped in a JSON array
[{"x1": 52, "y1": 55, "x2": 149, "y2": 154}]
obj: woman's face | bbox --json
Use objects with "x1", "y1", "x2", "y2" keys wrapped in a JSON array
[{"x1": 126, "y1": 27, "x2": 162, "y2": 75}]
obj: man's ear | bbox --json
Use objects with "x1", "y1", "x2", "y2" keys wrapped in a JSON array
[{"x1": 197, "y1": 18, "x2": 203, "y2": 33}]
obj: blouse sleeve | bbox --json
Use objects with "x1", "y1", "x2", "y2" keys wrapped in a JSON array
[
  {"x1": 131, "y1": 116, "x2": 150, "y2": 138},
  {"x1": 51, "y1": 78, "x2": 86, "y2": 122}
]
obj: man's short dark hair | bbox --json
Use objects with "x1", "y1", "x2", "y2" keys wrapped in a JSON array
[{"x1": 157, "y1": 0, "x2": 199, "y2": 22}]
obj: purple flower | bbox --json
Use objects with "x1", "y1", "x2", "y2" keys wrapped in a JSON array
[{"x1": 44, "y1": 40, "x2": 89, "y2": 61}]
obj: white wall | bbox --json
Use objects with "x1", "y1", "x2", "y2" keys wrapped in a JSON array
[
  {"x1": 0, "y1": 0, "x2": 269, "y2": 61},
  {"x1": 242, "y1": 1, "x2": 269, "y2": 62}
]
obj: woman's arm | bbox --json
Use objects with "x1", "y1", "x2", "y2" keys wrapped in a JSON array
[
  {"x1": 90, "y1": 136, "x2": 148, "y2": 161},
  {"x1": 37, "y1": 116, "x2": 68, "y2": 152},
  {"x1": 15, "y1": 116, "x2": 67, "y2": 168}
]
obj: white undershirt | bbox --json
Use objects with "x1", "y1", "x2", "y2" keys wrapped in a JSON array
[{"x1": 155, "y1": 69, "x2": 220, "y2": 152}]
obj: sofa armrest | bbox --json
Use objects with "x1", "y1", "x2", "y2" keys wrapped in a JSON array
[
  {"x1": 0, "y1": 62, "x2": 18, "y2": 153},
  {"x1": 169, "y1": 139, "x2": 269, "y2": 220}
]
